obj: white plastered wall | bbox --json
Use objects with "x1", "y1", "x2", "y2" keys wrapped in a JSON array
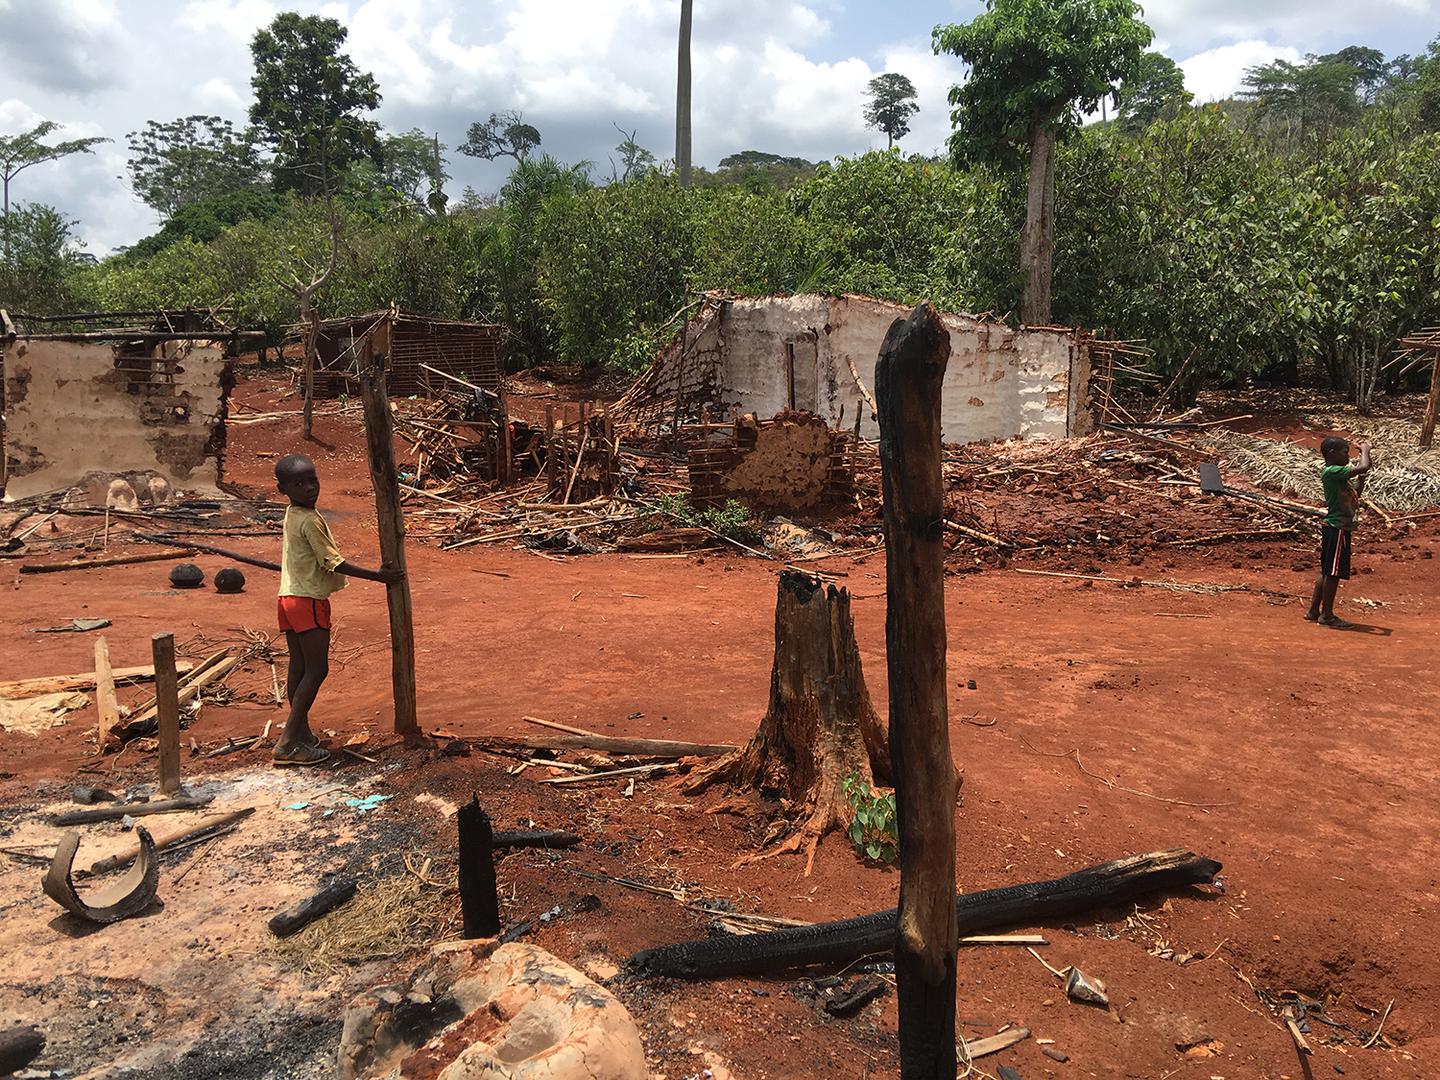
[
  {"x1": 710, "y1": 295, "x2": 1088, "y2": 443},
  {"x1": 3, "y1": 339, "x2": 229, "y2": 500}
]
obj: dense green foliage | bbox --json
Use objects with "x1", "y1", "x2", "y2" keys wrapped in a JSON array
[
  {"x1": 249, "y1": 13, "x2": 382, "y2": 194},
  {"x1": 6, "y1": 17, "x2": 1439, "y2": 410},
  {"x1": 126, "y1": 116, "x2": 269, "y2": 216}
]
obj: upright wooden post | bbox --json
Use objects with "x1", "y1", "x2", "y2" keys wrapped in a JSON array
[
  {"x1": 1421, "y1": 354, "x2": 1440, "y2": 450},
  {"x1": 358, "y1": 335, "x2": 419, "y2": 737},
  {"x1": 874, "y1": 302, "x2": 957, "y2": 1079},
  {"x1": 94, "y1": 635, "x2": 120, "y2": 751},
  {"x1": 458, "y1": 796, "x2": 501, "y2": 938},
  {"x1": 152, "y1": 633, "x2": 182, "y2": 795}
]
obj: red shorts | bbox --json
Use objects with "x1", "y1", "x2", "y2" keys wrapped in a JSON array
[{"x1": 277, "y1": 596, "x2": 332, "y2": 633}]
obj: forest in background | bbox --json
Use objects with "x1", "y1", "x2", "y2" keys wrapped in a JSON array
[{"x1": 2, "y1": 10, "x2": 1439, "y2": 408}]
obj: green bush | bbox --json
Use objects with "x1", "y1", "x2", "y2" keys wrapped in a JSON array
[{"x1": 843, "y1": 771, "x2": 897, "y2": 864}]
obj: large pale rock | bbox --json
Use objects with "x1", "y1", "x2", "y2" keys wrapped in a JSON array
[{"x1": 339, "y1": 940, "x2": 648, "y2": 1080}]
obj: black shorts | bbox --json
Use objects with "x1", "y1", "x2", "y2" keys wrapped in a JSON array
[{"x1": 1320, "y1": 525, "x2": 1352, "y2": 580}]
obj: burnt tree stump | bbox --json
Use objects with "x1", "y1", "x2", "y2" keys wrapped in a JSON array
[
  {"x1": 876, "y1": 301, "x2": 957, "y2": 1079},
  {"x1": 685, "y1": 570, "x2": 889, "y2": 875},
  {"x1": 458, "y1": 797, "x2": 501, "y2": 938}
]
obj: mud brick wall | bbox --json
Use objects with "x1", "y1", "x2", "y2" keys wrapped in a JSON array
[
  {"x1": 712, "y1": 295, "x2": 1090, "y2": 443},
  {"x1": 2, "y1": 339, "x2": 230, "y2": 500}
]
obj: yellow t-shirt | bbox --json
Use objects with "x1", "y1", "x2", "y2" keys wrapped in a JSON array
[{"x1": 279, "y1": 506, "x2": 348, "y2": 599}]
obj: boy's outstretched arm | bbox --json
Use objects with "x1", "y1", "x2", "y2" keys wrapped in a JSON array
[
  {"x1": 1349, "y1": 442, "x2": 1373, "y2": 477},
  {"x1": 336, "y1": 559, "x2": 406, "y2": 584}
]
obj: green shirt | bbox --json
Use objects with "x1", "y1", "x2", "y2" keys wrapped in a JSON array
[{"x1": 1321, "y1": 464, "x2": 1357, "y2": 529}]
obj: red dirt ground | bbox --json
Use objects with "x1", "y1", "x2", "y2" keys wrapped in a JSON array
[{"x1": 2, "y1": 368, "x2": 1437, "y2": 1078}]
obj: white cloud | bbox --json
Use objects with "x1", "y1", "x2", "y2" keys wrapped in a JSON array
[
  {"x1": 1180, "y1": 39, "x2": 1303, "y2": 103},
  {"x1": 1143, "y1": 0, "x2": 1438, "y2": 53},
  {"x1": 177, "y1": 0, "x2": 276, "y2": 38},
  {"x1": 196, "y1": 78, "x2": 246, "y2": 112}
]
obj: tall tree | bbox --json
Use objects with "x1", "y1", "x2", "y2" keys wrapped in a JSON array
[
  {"x1": 0, "y1": 121, "x2": 108, "y2": 259},
  {"x1": 676, "y1": 0, "x2": 694, "y2": 186},
  {"x1": 935, "y1": 0, "x2": 1151, "y2": 324},
  {"x1": 126, "y1": 115, "x2": 268, "y2": 218},
  {"x1": 379, "y1": 128, "x2": 449, "y2": 210},
  {"x1": 1240, "y1": 51, "x2": 1378, "y2": 142},
  {"x1": 1116, "y1": 51, "x2": 1191, "y2": 133},
  {"x1": 610, "y1": 123, "x2": 656, "y2": 182},
  {"x1": 249, "y1": 13, "x2": 382, "y2": 195},
  {"x1": 865, "y1": 73, "x2": 921, "y2": 148},
  {"x1": 0, "y1": 202, "x2": 83, "y2": 313},
  {"x1": 459, "y1": 111, "x2": 541, "y2": 164}
]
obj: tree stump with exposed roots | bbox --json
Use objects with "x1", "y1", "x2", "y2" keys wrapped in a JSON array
[{"x1": 685, "y1": 570, "x2": 889, "y2": 874}]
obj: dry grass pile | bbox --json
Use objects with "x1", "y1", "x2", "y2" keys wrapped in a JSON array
[
  {"x1": 1203, "y1": 430, "x2": 1440, "y2": 512},
  {"x1": 271, "y1": 857, "x2": 456, "y2": 976}
]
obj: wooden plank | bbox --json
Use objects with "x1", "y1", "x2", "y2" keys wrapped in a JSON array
[
  {"x1": 875, "y1": 301, "x2": 958, "y2": 1079},
  {"x1": 482, "y1": 731, "x2": 739, "y2": 757},
  {"x1": 85, "y1": 807, "x2": 256, "y2": 876},
  {"x1": 538, "y1": 762, "x2": 677, "y2": 785},
  {"x1": 360, "y1": 340, "x2": 419, "y2": 736},
  {"x1": 521, "y1": 715, "x2": 602, "y2": 737},
  {"x1": 152, "y1": 634, "x2": 182, "y2": 795},
  {"x1": 0, "y1": 662, "x2": 193, "y2": 700},
  {"x1": 93, "y1": 636, "x2": 120, "y2": 749},
  {"x1": 19, "y1": 548, "x2": 196, "y2": 574},
  {"x1": 53, "y1": 794, "x2": 214, "y2": 825}
]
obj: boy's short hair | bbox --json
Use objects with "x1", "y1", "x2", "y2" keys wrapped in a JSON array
[
  {"x1": 275, "y1": 453, "x2": 316, "y2": 482},
  {"x1": 1320, "y1": 436, "x2": 1349, "y2": 457}
]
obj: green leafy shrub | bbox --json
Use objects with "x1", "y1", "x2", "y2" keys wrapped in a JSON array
[
  {"x1": 843, "y1": 771, "x2": 898, "y2": 864},
  {"x1": 642, "y1": 494, "x2": 763, "y2": 545}
]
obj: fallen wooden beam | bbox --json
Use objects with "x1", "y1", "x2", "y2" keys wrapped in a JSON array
[
  {"x1": 491, "y1": 830, "x2": 582, "y2": 850},
  {"x1": 963, "y1": 1027, "x2": 1030, "y2": 1060},
  {"x1": 0, "y1": 1026, "x2": 45, "y2": 1076},
  {"x1": 0, "y1": 662, "x2": 194, "y2": 700},
  {"x1": 268, "y1": 878, "x2": 358, "y2": 937},
  {"x1": 627, "y1": 849, "x2": 1221, "y2": 978},
  {"x1": 19, "y1": 548, "x2": 197, "y2": 573},
  {"x1": 51, "y1": 794, "x2": 214, "y2": 826},
  {"x1": 538, "y1": 762, "x2": 679, "y2": 785},
  {"x1": 84, "y1": 807, "x2": 255, "y2": 877},
  {"x1": 110, "y1": 653, "x2": 243, "y2": 747},
  {"x1": 480, "y1": 732, "x2": 739, "y2": 758},
  {"x1": 131, "y1": 532, "x2": 281, "y2": 572}
]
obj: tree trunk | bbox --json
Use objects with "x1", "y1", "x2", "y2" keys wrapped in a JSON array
[
  {"x1": 1421, "y1": 354, "x2": 1440, "y2": 449},
  {"x1": 875, "y1": 302, "x2": 957, "y2": 1079},
  {"x1": 676, "y1": 0, "x2": 694, "y2": 187},
  {"x1": 684, "y1": 570, "x2": 889, "y2": 875},
  {"x1": 1020, "y1": 126, "x2": 1057, "y2": 326},
  {"x1": 302, "y1": 302, "x2": 318, "y2": 441}
]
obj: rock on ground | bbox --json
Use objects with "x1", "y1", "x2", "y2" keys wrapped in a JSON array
[{"x1": 339, "y1": 940, "x2": 647, "y2": 1079}]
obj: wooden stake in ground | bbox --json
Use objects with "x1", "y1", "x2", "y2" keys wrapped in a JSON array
[
  {"x1": 684, "y1": 570, "x2": 890, "y2": 875},
  {"x1": 458, "y1": 797, "x2": 501, "y2": 938},
  {"x1": 1422, "y1": 354, "x2": 1440, "y2": 449},
  {"x1": 875, "y1": 301, "x2": 957, "y2": 1079},
  {"x1": 151, "y1": 633, "x2": 182, "y2": 796},
  {"x1": 359, "y1": 337, "x2": 419, "y2": 737},
  {"x1": 93, "y1": 635, "x2": 120, "y2": 750}
]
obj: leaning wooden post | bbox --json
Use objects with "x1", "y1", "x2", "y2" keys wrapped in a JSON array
[
  {"x1": 358, "y1": 335, "x2": 420, "y2": 737},
  {"x1": 94, "y1": 635, "x2": 120, "y2": 751},
  {"x1": 152, "y1": 633, "x2": 182, "y2": 795},
  {"x1": 875, "y1": 302, "x2": 957, "y2": 1078},
  {"x1": 1421, "y1": 353, "x2": 1440, "y2": 449},
  {"x1": 458, "y1": 796, "x2": 501, "y2": 938}
]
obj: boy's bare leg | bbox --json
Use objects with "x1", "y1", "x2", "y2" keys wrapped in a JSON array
[
  {"x1": 1305, "y1": 575, "x2": 1325, "y2": 621},
  {"x1": 275, "y1": 628, "x2": 330, "y2": 759},
  {"x1": 1317, "y1": 577, "x2": 1353, "y2": 628},
  {"x1": 282, "y1": 630, "x2": 320, "y2": 746}
]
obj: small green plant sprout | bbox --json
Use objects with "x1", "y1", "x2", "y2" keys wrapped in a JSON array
[{"x1": 843, "y1": 769, "x2": 898, "y2": 864}]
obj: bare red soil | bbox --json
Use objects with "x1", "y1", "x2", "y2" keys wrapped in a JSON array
[{"x1": 2, "y1": 369, "x2": 1436, "y2": 1078}]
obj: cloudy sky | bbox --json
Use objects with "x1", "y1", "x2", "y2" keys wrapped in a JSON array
[{"x1": 2, "y1": 0, "x2": 1436, "y2": 254}]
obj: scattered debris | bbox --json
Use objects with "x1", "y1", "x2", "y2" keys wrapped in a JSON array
[
  {"x1": 43, "y1": 827, "x2": 160, "y2": 924},
  {"x1": 31, "y1": 618, "x2": 112, "y2": 634}
]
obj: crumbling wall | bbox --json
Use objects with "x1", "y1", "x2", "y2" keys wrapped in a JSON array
[
  {"x1": 711, "y1": 294, "x2": 1089, "y2": 443},
  {"x1": 689, "y1": 411, "x2": 847, "y2": 513},
  {"x1": 2, "y1": 339, "x2": 230, "y2": 501}
]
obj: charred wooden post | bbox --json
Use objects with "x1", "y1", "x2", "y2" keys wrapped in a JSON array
[
  {"x1": 152, "y1": 633, "x2": 182, "y2": 796},
  {"x1": 875, "y1": 301, "x2": 957, "y2": 1078},
  {"x1": 359, "y1": 334, "x2": 419, "y2": 737},
  {"x1": 685, "y1": 570, "x2": 889, "y2": 875},
  {"x1": 458, "y1": 797, "x2": 501, "y2": 938},
  {"x1": 0, "y1": 1026, "x2": 45, "y2": 1075},
  {"x1": 268, "y1": 878, "x2": 358, "y2": 937}
]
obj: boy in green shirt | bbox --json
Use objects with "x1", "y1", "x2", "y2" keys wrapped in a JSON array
[{"x1": 1305, "y1": 436, "x2": 1372, "y2": 628}]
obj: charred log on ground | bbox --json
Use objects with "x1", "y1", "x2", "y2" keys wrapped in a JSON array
[{"x1": 626, "y1": 849, "x2": 1221, "y2": 979}]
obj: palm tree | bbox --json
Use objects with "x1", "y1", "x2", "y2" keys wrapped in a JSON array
[{"x1": 676, "y1": 0, "x2": 693, "y2": 186}]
